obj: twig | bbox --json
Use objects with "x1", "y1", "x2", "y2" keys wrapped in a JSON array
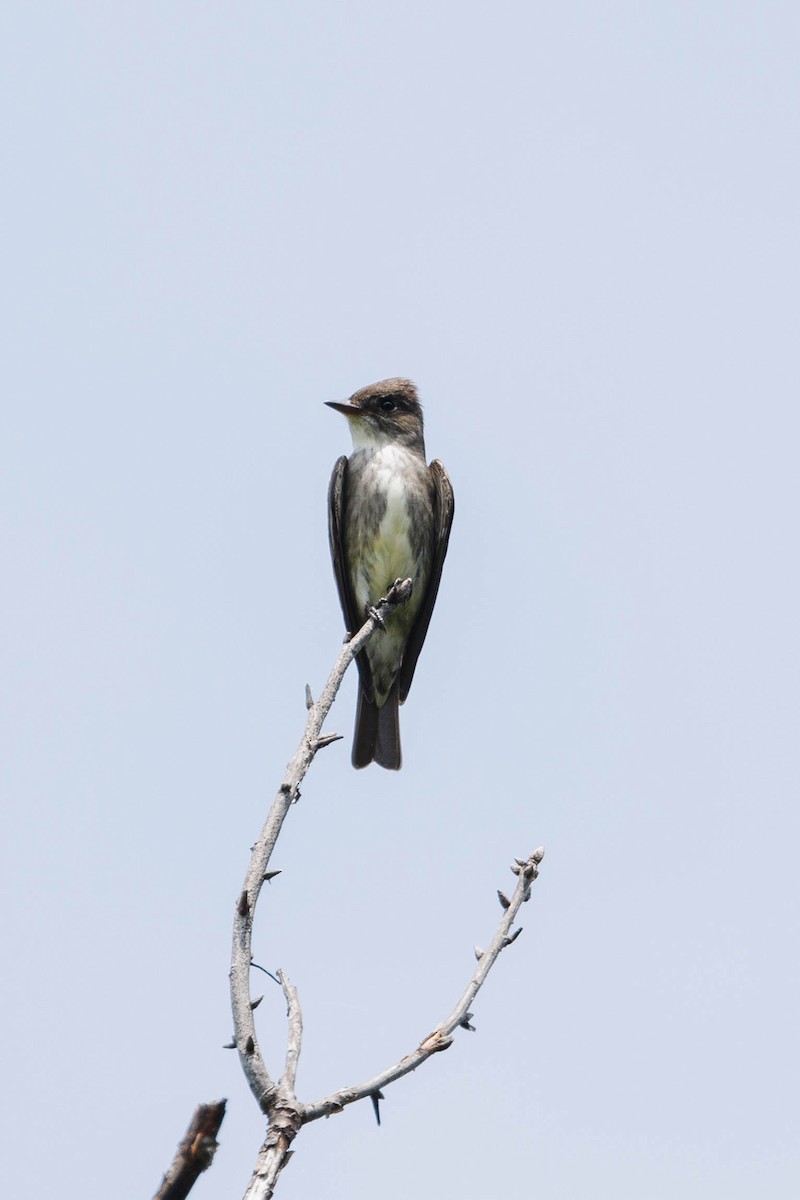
[
  {"x1": 301, "y1": 848, "x2": 545, "y2": 1122},
  {"x1": 278, "y1": 969, "x2": 303, "y2": 1093},
  {"x1": 153, "y1": 1100, "x2": 227, "y2": 1200}
]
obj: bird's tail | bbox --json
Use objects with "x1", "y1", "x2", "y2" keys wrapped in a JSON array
[{"x1": 352, "y1": 681, "x2": 401, "y2": 770}]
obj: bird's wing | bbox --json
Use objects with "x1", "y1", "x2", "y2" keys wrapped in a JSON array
[
  {"x1": 328, "y1": 455, "x2": 375, "y2": 702},
  {"x1": 398, "y1": 459, "x2": 455, "y2": 703}
]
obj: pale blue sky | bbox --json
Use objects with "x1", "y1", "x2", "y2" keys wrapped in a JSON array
[{"x1": 2, "y1": 3, "x2": 799, "y2": 1198}]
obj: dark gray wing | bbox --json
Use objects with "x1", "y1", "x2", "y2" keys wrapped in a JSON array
[
  {"x1": 398, "y1": 459, "x2": 455, "y2": 703},
  {"x1": 327, "y1": 455, "x2": 375, "y2": 702}
]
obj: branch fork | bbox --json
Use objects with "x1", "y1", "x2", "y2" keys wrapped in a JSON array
[{"x1": 229, "y1": 589, "x2": 545, "y2": 1199}]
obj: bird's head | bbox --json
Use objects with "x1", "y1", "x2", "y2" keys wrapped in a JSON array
[{"x1": 326, "y1": 378, "x2": 425, "y2": 453}]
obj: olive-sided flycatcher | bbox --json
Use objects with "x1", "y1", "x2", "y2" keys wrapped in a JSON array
[{"x1": 326, "y1": 378, "x2": 454, "y2": 770}]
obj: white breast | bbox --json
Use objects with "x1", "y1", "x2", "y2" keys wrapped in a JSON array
[{"x1": 352, "y1": 446, "x2": 424, "y2": 614}]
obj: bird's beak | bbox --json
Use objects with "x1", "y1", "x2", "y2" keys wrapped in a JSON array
[{"x1": 325, "y1": 400, "x2": 361, "y2": 417}]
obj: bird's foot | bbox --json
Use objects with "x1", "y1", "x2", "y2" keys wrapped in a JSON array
[
  {"x1": 385, "y1": 577, "x2": 413, "y2": 605},
  {"x1": 367, "y1": 605, "x2": 386, "y2": 630},
  {"x1": 369, "y1": 579, "x2": 414, "y2": 629}
]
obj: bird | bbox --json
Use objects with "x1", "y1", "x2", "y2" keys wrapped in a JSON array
[{"x1": 326, "y1": 378, "x2": 454, "y2": 769}]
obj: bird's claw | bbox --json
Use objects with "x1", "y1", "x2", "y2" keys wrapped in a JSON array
[
  {"x1": 369, "y1": 580, "x2": 413, "y2": 629},
  {"x1": 386, "y1": 577, "x2": 413, "y2": 604},
  {"x1": 368, "y1": 605, "x2": 386, "y2": 630}
]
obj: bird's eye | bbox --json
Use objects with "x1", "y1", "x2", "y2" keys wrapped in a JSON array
[{"x1": 381, "y1": 398, "x2": 396, "y2": 412}]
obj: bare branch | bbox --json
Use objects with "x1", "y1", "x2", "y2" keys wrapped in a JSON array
[
  {"x1": 300, "y1": 849, "x2": 545, "y2": 1123},
  {"x1": 278, "y1": 969, "x2": 303, "y2": 1093},
  {"x1": 153, "y1": 1100, "x2": 226, "y2": 1200},
  {"x1": 230, "y1": 581, "x2": 414, "y2": 1197},
  {"x1": 231, "y1": 585, "x2": 545, "y2": 1198}
]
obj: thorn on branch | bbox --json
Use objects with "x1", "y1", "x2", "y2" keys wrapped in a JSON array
[
  {"x1": 264, "y1": 870, "x2": 282, "y2": 882},
  {"x1": 223, "y1": 1038, "x2": 236, "y2": 1050},
  {"x1": 505, "y1": 927, "x2": 523, "y2": 945},
  {"x1": 315, "y1": 732, "x2": 343, "y2": 750},
  {"x1": 497, "y1": 890, "x2": 511, "y2": 910},
  {"x1": 370, "y1": 1090, "x2": 385, "y2": 1126},
  {"x1": 251, "y1": 995, "x2": 263, "y2": 1010},
  {"x1": 473, "y1": 945, "x2": 484, "y2": 961},
  {"x1": 460, "y1": 1012, "x2": 476, "y2": 1032}
]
